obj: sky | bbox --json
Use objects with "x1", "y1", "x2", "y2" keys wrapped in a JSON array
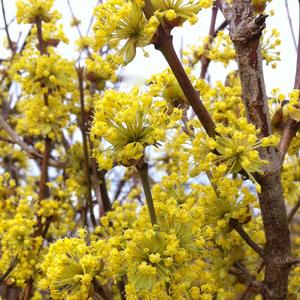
[{"x1": 0, "y1": 0, "x2": 299, "y2": 95}]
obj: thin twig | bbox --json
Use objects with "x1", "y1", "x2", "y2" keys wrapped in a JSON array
[
  {"x1": 287, "y1": 198, "x2": 300, "y2": 223},
  {"x1": 98, "y1": 170, "x2": 112, "y2": 212},
  {"x1": 136, "y1": 160, "x2": 157, "y2": 225},
  {"x1": 229, "y1": 218, "x2": 264, "y2": 257},
  {"x1": 77, "y1": 66, "x2": 97, "y2": 227},
  {"x1": 0, "y1": 115, "x2": 64, "y2": 168},
  {"x1": 229, "y1": 262, "x2": 264, "y2": 291},
  {"x1": 278, "y1": 0, "x2": 300, "y2": 158},
  {"x1": 285, "y1": 0, "x2": 297, "y2": 52},
  {"x1": 0, "y1": 256, "x2": 19, "y2": 284},
  {"x1": 0, "y1": 0, "x2": 14, "y2": 52},
  {"x1": 200, "y1": 4, "x2": 218, "y2": 79}
]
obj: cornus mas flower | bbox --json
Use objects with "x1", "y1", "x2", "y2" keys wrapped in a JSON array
[
  {"x1": 90, "y1": 88, "x2": 181, "y2": 169},
  {"x1": 124, "y1": 229, "x2": 176, "y2": 292},
  {"x1": 209, "y1": 119, "x2": 278, "y2": 191},
  {"x1": 193, "y1": 118, "x2": 277, "y2": 191},
  {"x1": 16, "y1": 0, "x2": 60, "y2": 24},
  {"x1": 152, "y1": 0, "x2": 212, "y2": 26},
  {"x1": 149, "y1": 68, "x2": 189, "y2": 109},
  {"x1": 93, "y1": 1, "x2": 159, "y2": 64},
  {"x1": 39, "y1": 234, "x2": 105, "y2": 300},
  {"x1": 12, "y1": 48, "x2": 76, "y2": 96}
]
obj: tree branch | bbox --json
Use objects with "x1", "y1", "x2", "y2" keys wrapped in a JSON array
[
  {"x1": 229, "y1": 218, "x2": 264, "y2": 257},
  {"x1": 0, "y1": 0, "x2": 14, "y2": 52},
  {"x1": 278, "y1": 1, "x2": 300, "y2": 159},
  {"x1": 229, "y1": 7, "x2": 270, "y2": 137},
  {"x1": 285, "y1": 0, "x2": 297, "y2": 53},
  {"x1": 200, "y1": 5, "x2": 218, "y2": 79},
  {"x1": 142, "y1": 3, "x2": 216, "y2": 138},
  {"x1": 287, "y1": 197, "x2": 300, "y2": 223},
  {"x1": 0, "y1": 256, "x2": 18, "y2": 284},
  {"x1": 77, "y1": 66, "x2": 97, "y2": 227},
  {"x1": 219, "y1": 2, "x2": 292, "y2": 298},
  {"x1": 0, "y1": 114, "x2": 64, "y2": 168},
  {"x1": 229, "y1": 262, "x2": 263, "y2": 290}
]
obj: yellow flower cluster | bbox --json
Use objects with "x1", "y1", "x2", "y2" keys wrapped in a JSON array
[
  {"x1": 0, "y1": 194, "x2": 42, "y2": 287},
  {"x1": 12, "y1": 48, "x2": 75, "y2": 96},
  {"x1": 261, "y1": 28, "x2": 281, "y2": 68},
  {"x1": 10, "y1": 47, "x2": 76, "y2": 140},
  {"x1": 192, "y1": 118, "x2": 278, "y2": 191},
  {"x1": 40, "y1": 233, "x2": 106, "y2": 300},
  {"x1": 90, "y1": 88, "x2": 181, "y2": 169},
  {"x1": 148, "y1": 68, "x2": 189, "y2": 109},
  {"x1": 152, "y1": 0, "x2": 212, "y2": 27},
  {"x1": 93, "y1": 1, "x2": 159, "y2": 64},
  {"x1": 16, "y1": 0, "x2": 60, "y2": 24},
  {"x1": 85, "y1": 53, "x2": 117, "y2": 90},
  {"x1": 184, "y1": 28, "x2": 281, "y2": 68}
]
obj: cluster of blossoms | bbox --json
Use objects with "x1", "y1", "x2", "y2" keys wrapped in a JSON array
[
  {"x1": 93, "y1": 1, "x2": 160, "y2": 64},
  {"x1": 40, "y1": 231, "x2": 107, "y2": 300},
  {"x1": 191, "y1": 118, "x2": 278, "y2": 191},
  {"x1": 90, "y1": 88, "x2": 181, "y2": 169},
  {"x1": 184, "y1": 27, "x2": 281, "y2": 69},
  {"x1": 93, "y1": 0, "x2": 213, "y2": 64},
  {"x1": 16, "y1": 0, "x2": 60, "y2": 24}
]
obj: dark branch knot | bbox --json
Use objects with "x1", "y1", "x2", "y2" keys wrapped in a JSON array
[{"x1": 230, "y1": 14, "x2": 268, "y2": 45}]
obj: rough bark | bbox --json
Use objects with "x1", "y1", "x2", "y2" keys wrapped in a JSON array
[{"x1": 219, "y1": 1, "x2": 292, "y2": 298}]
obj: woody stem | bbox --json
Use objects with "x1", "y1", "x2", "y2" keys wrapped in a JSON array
[{"x1": 136, "y1": 161, "x2": 157, "y2": 225}]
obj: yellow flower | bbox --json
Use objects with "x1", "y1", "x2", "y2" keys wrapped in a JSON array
[
  {"x1": 90, "y1": 88, "x2": 181, "y2": 169},
  {"x1": 16, "y1": 0, "x2": 60, "y2": 24},
  {"x1": 151, "y1": 0, "x2": 209, "y2": 26},
  {"x1": 94, "y1": 1, "x2": 159, "y2": 64},
  {"x1": 40, "y1": 236, "x2": 105, "y2": 300}
]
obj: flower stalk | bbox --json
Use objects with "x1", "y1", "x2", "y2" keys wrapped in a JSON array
[{"x1": 136, "y1": 160, "x2": 157, "y2": 225}]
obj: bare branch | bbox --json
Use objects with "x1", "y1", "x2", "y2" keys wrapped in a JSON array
[
  {"x1": 78, "y1": 66, "x2": 97, "y2": 227},
  {"x1": 229, "y1": 218, "x2": 264, "y2": 257},
  {"x1": 219, "y1": 2, "x2": 291, "y2": 298},
  {"x1": 285, "y1": 0, "x2": 297, "y2": 52},
  {"x1": 287, "y1": 197, "x2": 300, "y2": 223},
  {"x1": 0, "y1": 0, "x2": 14, "y2": 52},
  {"x1": 229, "y1": 262, "x2": 263, "y2": 290},
  {"x1": 200, "y1": 5, "x2": 218, "y2": 79},
  {"x1": 0, "y1": 256, "x2": 18, "y2": 284},
  {"x1": 0, "y1": 114, "x2": 65, "y2": 168},
  {"x1": 291, "y1": 257, "x2": 300, "y2": 265},
  {"x1": 141, "y1": 1, "x2": 217, "y2": 138},
  {"x1": 278, "y1": 2, "x2": 300, "y2": 158},
  {"x1": 216, "y1": 0, "x2": 232, "y2": 21}
]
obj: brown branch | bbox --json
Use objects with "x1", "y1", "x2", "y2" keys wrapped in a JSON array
[
  {"x1": 229, "y1": 262, "x2": 263, "y2": 290},
  {"x1": 219, "y1": 2, "x2": 292, "y2": 299},
  {"x1": 77, "y1": 66, "x2": 97, "y2": 227},
  {"x1": 278, "y1": 1, "x2": 300, "y2": 159},
  {"x1": 229, "y1": 9, "x2": 270, "y2": 137},
  {"x1": 285, "y1": 0, "x2": 297, "y2": 52},
  {"x1": 200, "y1": 5, "x2": 218, "y2": 79},
  {"x1": 241, "y1": 197, "x2": 300, "y2": 299},
  {"x1": 229, "y1": 218, "x2": 264, "y2": 257},
  {"x1": 291, "y1": 257, "x2": 300, "y2": 265},
  {"x1": 158, "y1": 36, "x2": 216, "y2": 137},
  {"x1": 287, "y1": 197, "x2": 300, "y2": 223},
  {"x1": 113, "y1": 178, "x2": 126, "y2": 201},
  {"x1": 142, "y1": 3, "x2": 216, "y2": 138},
  {"x1": 0, "y1": 0, "x2": 14, "y2": 52},
  {"x1": 0, "y1": 256, "x2": 18, "y2": 284},
  {"x1": 0, "y1": 114, "x2": 64, "y2": 168},
  {"x1": 99, "y1": 170, "x2": 112, "y2": 213}
]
